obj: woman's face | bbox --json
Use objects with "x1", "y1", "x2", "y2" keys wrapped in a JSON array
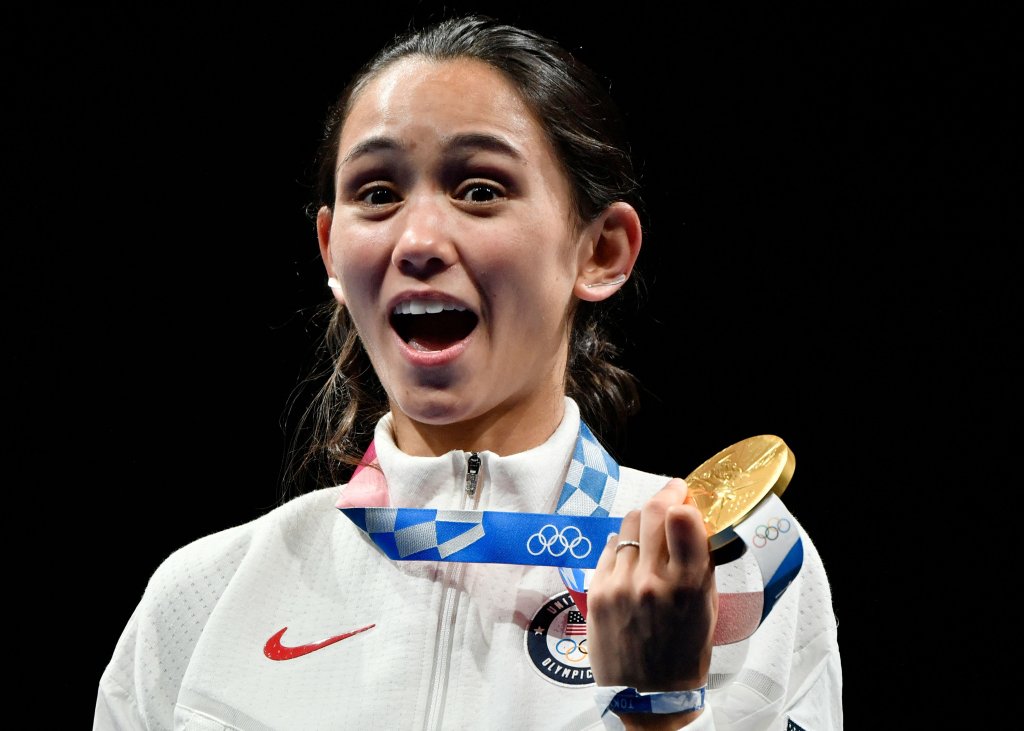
[{"x1": 319, "y1": 57, "x2": 591, "y2": 455}]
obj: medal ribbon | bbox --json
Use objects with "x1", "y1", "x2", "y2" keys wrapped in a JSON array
[{"x1": 337, "y1": 421, "x2": 803, "y2": 643}]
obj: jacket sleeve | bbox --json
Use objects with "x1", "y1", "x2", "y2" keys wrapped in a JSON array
[
  {"x1": 94, "y1": 657, "x2": 147, "y2": 730},
  {"x1": 92, "y1": 525, "x2": 254, "y2": 731},
  {"x1": 92, "y1": 580, "x2": 190, "y2": 731},
  {"x1": 93, "y1": 601, "x2": 163, "y2": 730}
]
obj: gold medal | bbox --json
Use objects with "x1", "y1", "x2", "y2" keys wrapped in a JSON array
[{"x1": 685, "y1": 435, "x2": 795, "y2": 551}]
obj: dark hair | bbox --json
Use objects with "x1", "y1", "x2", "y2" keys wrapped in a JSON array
[{"x1": 287, "y1": 14, "x2": 645, "y2": 491}]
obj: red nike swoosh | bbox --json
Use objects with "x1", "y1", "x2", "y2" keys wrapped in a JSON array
[{"x1": 264, "y1": 624, "x2": 375, "y2": 661}]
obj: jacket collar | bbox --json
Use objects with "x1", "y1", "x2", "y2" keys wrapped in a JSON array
[{"x1": 338, "y1": 398, "x2": 582, "y2": 514}]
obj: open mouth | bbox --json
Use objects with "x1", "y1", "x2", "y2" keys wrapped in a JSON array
[{"x1": 391, "y1": 299, "x2": 478, "y2": 352}]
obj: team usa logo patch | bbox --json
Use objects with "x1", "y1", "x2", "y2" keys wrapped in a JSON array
[{"x1": 525, "y1": 591, "x2": 593, "y2": 687}]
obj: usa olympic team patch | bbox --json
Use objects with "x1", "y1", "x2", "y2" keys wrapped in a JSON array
[{"x1": 525, "y1": 591, "x2": 593, "y2": 687}]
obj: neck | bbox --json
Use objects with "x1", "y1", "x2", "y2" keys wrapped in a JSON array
[{"x1": 390, "y1": 393, "x2": 567, "y2": 457}]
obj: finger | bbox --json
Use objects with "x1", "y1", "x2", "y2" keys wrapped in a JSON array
[
  {"x1": 638, "y1": 477, "x2": 688, "y2": 574},
  {"x1": 612, "y1": 509, "x2": 642, "y2": 573},
  {"x1": 665, "y1": 501, "x2": 712, "y2": 568}
]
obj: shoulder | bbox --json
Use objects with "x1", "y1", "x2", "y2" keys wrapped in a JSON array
[
  {"x1": 145, "y1": 486, "x2": 340, "y2": 596},
  {"x1": 96, "y1": 486, "x2": 342, "y2": 727}
]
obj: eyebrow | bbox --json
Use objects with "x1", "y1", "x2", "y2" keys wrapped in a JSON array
[
  {"x1": 337, "y1": 132, "x2": 525, "y2": 170},
  {"x1": 441, "y1": 133, "x2": 525, "y2": 162}
]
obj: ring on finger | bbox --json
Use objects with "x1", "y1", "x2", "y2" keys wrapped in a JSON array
[{"x1": 615, "y1": 540, "x2": 641, "y2": 553}]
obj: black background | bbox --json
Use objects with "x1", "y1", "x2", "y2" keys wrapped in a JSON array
[{"x1": 12, "y1": 3, "x2": 1016, "y2": 728}]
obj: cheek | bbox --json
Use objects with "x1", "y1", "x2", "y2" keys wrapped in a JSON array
[
  {"x1": 476, "y1": 224, "x2": 576, "y2": 313},
  {"x1": 472, "y1": 210, "x2": 575, "y2": 270},
  {"x1": 331, "y1": 222, "x2": 392, "y2": 285}
]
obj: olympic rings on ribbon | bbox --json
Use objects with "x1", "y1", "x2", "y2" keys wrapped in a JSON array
[
  {"x1": 554, "y1": 637, "x2": 588, "y2": 663},
  {"x1": 752, "y1": 517, "x2": 791, "y2": 548},
  {"x1": 526, "y1": 524, "x2": 592, "y2": 559}
]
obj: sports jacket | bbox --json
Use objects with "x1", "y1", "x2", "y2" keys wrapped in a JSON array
[{"x1": 94, "y1": 398, "x2": 842, "y2": 730}]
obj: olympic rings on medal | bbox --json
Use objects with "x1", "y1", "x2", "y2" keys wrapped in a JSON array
[
  {"x1": 554, "y1": 637, "x2": 588, "y2": 663},
  {"x1": 526, "y1": 524, "x2": 592, "y2": 559},
  {"x1": 752, "y1": 517, "x2": 791, "y2": 548}
]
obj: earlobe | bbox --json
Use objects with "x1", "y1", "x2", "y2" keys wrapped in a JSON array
[{"x1": 574, "y1": 202, "x2": 643, "y2": 302}]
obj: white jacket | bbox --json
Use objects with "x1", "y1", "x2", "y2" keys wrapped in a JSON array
[{"x1": 94, "y1": 398, "x2": 842, "y2": 730}]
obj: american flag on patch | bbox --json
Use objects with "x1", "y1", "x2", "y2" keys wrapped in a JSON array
[{"x1": 563, "y1": 609, "x2": 587, "y2": 636}]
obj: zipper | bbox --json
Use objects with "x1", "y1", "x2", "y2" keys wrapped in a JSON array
[
  {"x1": 423, "y1": 451, "x2": 483, "y2": 731},
  {"x1": 464, "y1": 452, "x2": 481, "y2": 496}
]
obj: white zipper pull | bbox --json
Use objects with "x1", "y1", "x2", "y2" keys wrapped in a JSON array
[{"x1": 465, "y1": 452, "x2": 481, "y2": 497}]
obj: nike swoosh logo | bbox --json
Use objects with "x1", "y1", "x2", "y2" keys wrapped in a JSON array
[{"x1": 264, "y1": 624, "x2": 375, "y2": 661}]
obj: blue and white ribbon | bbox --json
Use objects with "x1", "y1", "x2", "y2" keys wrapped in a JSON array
[
  {"x1": 338, "y1": 420, "x2": 804, "y2": 641},
  {"x1": 342, "y1": 507, "x2": 621, "y2": 568}
]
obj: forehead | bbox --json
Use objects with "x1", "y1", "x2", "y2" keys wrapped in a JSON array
[{"x1": 337, "y1": 56, "x2": 553, "y2": 162}]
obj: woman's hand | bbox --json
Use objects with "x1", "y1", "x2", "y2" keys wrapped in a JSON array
[{"x1": 587, "y1": 478, "x2": 718, "y2": 693}]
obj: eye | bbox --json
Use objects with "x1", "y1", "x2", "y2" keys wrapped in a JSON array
[
  {"x1": 456, "y1": 182, "x2": 504, "y2": 203},
  {"x1": 357, "y1": 185, "x2": 400, "y2": 206}
]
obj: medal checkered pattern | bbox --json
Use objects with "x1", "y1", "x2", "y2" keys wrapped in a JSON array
[
  {"x1": 359, "y1": 508, "x2": 486, "y2": 560},
  {"x1": 554, "y1": 422, "x2": 619, "y2": 594},
  {"x1": 555, "y1": 421, "x2": 619, "y2": 518}
]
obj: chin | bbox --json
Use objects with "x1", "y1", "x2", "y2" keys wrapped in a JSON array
[{"x1": 391, "y1": 389, "x2": 477, "y2": 426}]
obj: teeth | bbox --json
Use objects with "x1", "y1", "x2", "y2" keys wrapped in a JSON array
[{"x1": 393, "y1": 299, "x2": 467, "y2": 315}]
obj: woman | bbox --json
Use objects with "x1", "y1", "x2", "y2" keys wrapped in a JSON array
[{"x1": 94, "y1": 15, "x2": 841, "y2": 730}]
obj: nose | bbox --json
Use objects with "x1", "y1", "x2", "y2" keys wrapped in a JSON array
[{"x1": 391, "y1": 194, "x2": 457, "y2": 278}]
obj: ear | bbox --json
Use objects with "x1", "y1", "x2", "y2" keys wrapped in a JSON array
[
  {"x1": 573, "y1": 201, "x2": 643, "y2": 302},
  {"x1": 317, "y1": 205, "x2": 345, "y2": 306}
]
